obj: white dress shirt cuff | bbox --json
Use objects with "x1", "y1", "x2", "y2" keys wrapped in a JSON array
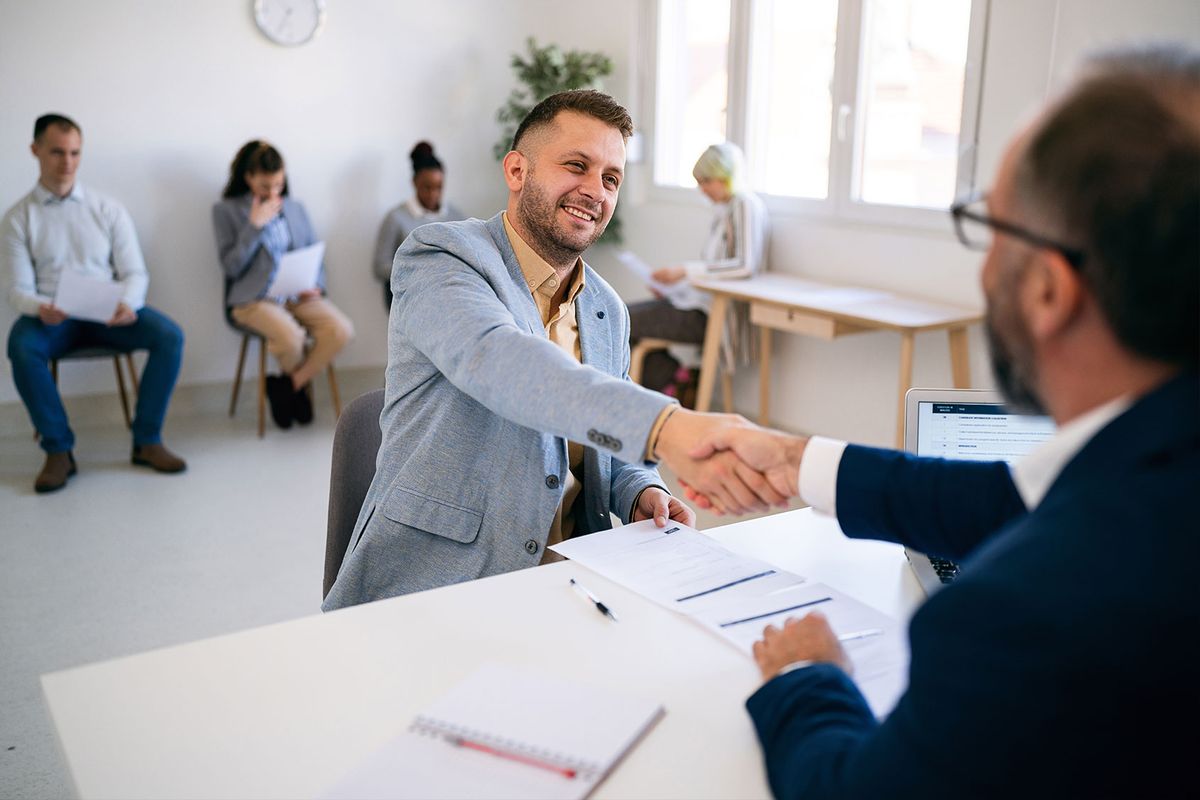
[{"x1": 798, "y1": 436, "x2": 849, "y2": 515}]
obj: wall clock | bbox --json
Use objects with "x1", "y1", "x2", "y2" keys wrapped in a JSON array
[{"x1": 254, "y1": 0, "x2": 326, "y2": 47}]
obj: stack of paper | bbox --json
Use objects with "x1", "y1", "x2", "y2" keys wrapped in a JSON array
[{"x1": 551, "y1": 520, "x2": 909, "y2": 716}]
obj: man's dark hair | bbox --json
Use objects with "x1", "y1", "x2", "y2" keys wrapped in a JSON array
[
  {"x1": 510, "y1": 89, "x2": 633, "y2": 153},
  {"x1": 222, "y1": 140, "x2": 289, "y2": 198},
  {"x1": 1015, "y1": 43, "x2": 1200, "y2": 367},
  {"x1": 34, "y1": 113, "x2": 81, "y2": 141}
]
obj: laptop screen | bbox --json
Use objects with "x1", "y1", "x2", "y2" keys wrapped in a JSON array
[{"x1": 914, "y1": 401, "x2": 1055, "y2": 464}]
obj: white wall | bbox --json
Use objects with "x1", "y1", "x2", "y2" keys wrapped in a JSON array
[{"x1": 2, "y1": 0, "x2": 1197, "y2": 447}]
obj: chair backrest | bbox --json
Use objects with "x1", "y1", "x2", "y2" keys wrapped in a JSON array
[{"x1": 324, "y1": 388, "x2": 385, "y2": 598}]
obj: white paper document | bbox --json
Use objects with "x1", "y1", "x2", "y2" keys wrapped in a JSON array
[
  {"x1": 321, "y1": 662, "x2": 664, "y2": 800},
  {"x1": 266, "y1": 241, "x2": 324, "y2": 299},
  {"x1": 52, "y1": 268, "x2": 123, "y2": 323},
  {"x1": 614, "y1": 250, "x2": 692, "y2": 303},
  {"x1": 551, "y1": 520, "x2": 910, "y2": 717}
]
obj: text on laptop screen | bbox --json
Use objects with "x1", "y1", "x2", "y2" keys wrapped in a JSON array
[{"x1": 916, "y1": 402, "x2": 1055, "y2": 464}]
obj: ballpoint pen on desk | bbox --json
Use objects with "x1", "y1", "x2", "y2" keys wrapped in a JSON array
[
  {"x1": 837, "y1": 628, "x2": 884, "y2": 643},
  {"x1": 569, "y1": 578, "x2": 619, "y2": 623}
]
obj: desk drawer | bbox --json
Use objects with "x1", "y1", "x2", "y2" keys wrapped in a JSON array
[{"x1": 751, "y1": 303, "x2": 861, "y2": 339}]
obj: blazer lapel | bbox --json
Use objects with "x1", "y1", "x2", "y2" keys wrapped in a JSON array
[
  {"x1": 486, "y1": 213, "x2": 544, "y2": 336},
  {"x1": 576, "y1": 272, "x2": 613, "y2": 372}
]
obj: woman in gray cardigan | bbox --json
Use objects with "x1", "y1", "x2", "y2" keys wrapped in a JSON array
[
  {"x1": 212, "y1": 140, "x2": 353, "y2": 430},
  {"x1": 373, "y1": 141, "x2": 466, "y2": 307}
]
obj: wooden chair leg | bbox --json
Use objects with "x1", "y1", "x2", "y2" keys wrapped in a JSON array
[
  {"x1": 257, "y1": 337, "x2": 267, "y2": 438},
  {"x1": 125, "y1": 353, "x2": 140, "y2": 395},
  {"x1": 327, "y1": 364, "x2": 342, "y2": 419},
  {"x1": 720, "y1": 369, "x2": 734, "y2": 414},
  {"x1": 230, "y1": 334, "x2": 249, "y2": 417},
  {"x1": 112, "y1": 356, "x2": 133, "y2": 429}
]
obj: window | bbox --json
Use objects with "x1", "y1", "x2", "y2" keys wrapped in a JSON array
[
  {"x1": 653, "y1": 0, "x2": 732, "y2": 189},
  {"x1": 651, "y1": 0, "x2": 987, "y2": 223}
]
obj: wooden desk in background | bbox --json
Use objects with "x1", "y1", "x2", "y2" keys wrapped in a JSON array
[{"x1": 691, "y1": 274, "x2": 984, "y2": 446}]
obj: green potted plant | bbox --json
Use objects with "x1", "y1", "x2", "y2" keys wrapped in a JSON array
[{"x1": 494, "y1": 38, "x2": 624, "y2": 244}]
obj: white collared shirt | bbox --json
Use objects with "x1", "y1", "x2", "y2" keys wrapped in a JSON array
[
  {"x1": 1, "y1": 181, "x2": 149, "y2": 316},
  {"x1": 798, "y1": 396, "x2": 1132, "y2": 515}
]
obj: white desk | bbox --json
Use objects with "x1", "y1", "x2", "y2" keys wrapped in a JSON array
[
  {"x1": 690, "y1": 274, "x2": 983, "y2": 447},
  {"x1": 42, "y1": 509, "x2": 923, "y2": 800}
]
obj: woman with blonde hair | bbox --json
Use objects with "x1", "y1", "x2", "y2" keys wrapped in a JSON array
[{"x1": 628, "y1": 142, "x2": 768, "y2": 397}]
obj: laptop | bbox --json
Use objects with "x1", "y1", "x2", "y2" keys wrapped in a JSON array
[{"x1": 902, "y1": 388, "x2": 1056, "y2": 595}]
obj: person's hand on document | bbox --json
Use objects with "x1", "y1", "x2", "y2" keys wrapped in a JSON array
[
  {"x1": 654, "y1": 409, "x2": 792, "y2": 514},
  {"x1": 632, "y1": 486, "x2": 696, "y2": 528},
  {"x1": 684, "y1": 425, "x2": 809, "y2": 513},
  {"x1": 651, "y1": 265, "x2": 687, "y2": 285},
  {"x1": 753, "y1": 612, "x2": 851, "y2": 680},
  {"x1": 38, "y1": 303, "x2": 68, "y2": 326},
  {"x1": 107, "y1": 302, "x2": 137, "y2": 327}
]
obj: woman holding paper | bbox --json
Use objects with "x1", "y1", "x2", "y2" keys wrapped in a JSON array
[
  {"x1": 627, "y1": 142, "x2": 767, "y2": 397},
  {"x1": 212, "y1": 140, "x2": 354, "y2": 429}
]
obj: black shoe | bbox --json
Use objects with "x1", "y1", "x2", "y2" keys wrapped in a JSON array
[
  {"x1": 266, "y1": 375, "x2": 294, "y2": 429},
  {"x1": 293, "y1": 383, "x2": 314, "y2": 425}
]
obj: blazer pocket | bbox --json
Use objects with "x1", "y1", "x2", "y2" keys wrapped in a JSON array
[{"x1": 380, "y1": 485, "x2": 483, "y2": 544}]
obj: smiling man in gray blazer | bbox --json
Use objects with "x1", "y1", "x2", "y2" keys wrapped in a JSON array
[{"x1": 324, "y1": 91, "x2": 781, "y2": 609}]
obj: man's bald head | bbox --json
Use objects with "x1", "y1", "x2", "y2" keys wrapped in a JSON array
[{"x1": 1010, "y1": 42, "x2": 1200, "y2": 368}]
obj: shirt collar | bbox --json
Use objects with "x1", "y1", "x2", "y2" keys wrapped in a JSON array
[
  {"x1": 1009, "y1": 395, "x2": 1132, "y2": 509},
  {"x1": 502, "y1": 211, "x2": 585, "y2": 306},
  {"x1": 34, "y1": 181, "x2": 84, "y2": 204},
  {"x1": 404, "y1": 196, "x2": 431, "y2": 219}
]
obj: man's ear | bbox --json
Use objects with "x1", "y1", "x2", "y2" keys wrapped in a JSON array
[
  {"x1": 29, "y1": 141, "x2": 39, "y2": 159},
  {"x1": 1022, "y1": 249, "x2": 1084, "y2": 342},
  {"x1": 502, "y1": 150, "x2": 526, "y2": 193}
]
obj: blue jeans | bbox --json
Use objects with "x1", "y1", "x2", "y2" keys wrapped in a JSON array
[{"x1": 7, "y1": 307, "x2": 184, "y2": 453}]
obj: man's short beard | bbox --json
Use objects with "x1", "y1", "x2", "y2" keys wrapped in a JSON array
[
  {"x1": 515, "y1": 167, "x2": 607, "y2": 266},
  {"x1": 985, "y1": 257, "x2": 1046, "y2": 414}
]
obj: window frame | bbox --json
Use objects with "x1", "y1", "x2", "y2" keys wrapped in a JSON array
[{"x1": 641, "y1": 0, "x2": 991, "y2": 233}]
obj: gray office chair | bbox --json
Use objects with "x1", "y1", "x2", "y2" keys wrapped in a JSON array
[{"x1": 324, "y1": 388, "x2": 385, "y2": 598}]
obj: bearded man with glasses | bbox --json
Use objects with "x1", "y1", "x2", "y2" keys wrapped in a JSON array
[{"x1": 685, "y1": 44, "x2": 1200, "y2": 798}]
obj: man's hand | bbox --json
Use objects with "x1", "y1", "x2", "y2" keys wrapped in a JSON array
[
  {"x1": 107, "y1": 302, "x2": 137, "y2": 327},
  {"x1": 753, "y1": 612, "x2": 851, "y2": 682},
  {"x1": 651, "y1": 265, "x2": 687, "y2": 285},
  {"x1": 249, "y1": 195, "x2": 283, "y2": 229},
  {"x1": 294, "y1": 288, "x2": 322, "y2": 303},
  {"x1": 655, "y1": 408, "x2": 789, "y2": 514},
  {"x1": 38, "y1": 303, "x2": 68, "y2": 326},
  {"x1": 684, "y1": 426, "x2": 808, "y2": 510},
  {"x1": 632, "y1": 486, "x2": 696, "y2": 528}
]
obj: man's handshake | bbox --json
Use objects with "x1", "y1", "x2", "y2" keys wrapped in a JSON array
[{"x1": 653, "y1": 408, "x2": 809, "y2": 515}]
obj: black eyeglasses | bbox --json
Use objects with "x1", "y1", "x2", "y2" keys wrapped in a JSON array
[{"x1": 950, "y1": 191, "x2": 1086, "y2": 269}]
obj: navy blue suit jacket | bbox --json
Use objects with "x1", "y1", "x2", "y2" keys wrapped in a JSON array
[{"x1": 747, "y1": 372, "x2": 1199, "y2": 799}]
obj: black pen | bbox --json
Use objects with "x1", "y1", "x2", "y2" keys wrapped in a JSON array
[{"x1": 569, "y1": 578, "x2": 619, "y2": 622}]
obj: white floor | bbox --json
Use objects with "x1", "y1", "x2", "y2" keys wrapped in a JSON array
[{"x1": 0, "y1": 374, "x2": 792, "y2": 799}]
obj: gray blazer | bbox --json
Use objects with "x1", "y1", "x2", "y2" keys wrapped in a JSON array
[
  {"x1": 211, "y1": 195, "x2": 325, "y2": 307},
  {"x1": 323, "y1": 212, "x2": 674, "y2": 610}
]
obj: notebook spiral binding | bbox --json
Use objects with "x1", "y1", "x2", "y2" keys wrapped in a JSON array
[{"x1": 410, "y1": 715, "x2": 603, "y2": 780}]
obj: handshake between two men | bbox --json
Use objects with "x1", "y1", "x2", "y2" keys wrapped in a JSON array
[{"x1": 652, "y1": 407, "x2": 807, "y2": 517}]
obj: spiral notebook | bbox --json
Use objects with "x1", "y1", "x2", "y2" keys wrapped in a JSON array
[{"x1": 321, "y1": 662, "x2": 665, "y2": 800}]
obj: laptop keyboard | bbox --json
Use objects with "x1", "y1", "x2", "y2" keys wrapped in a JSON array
[{"x1": 929, "y1": 556, "x2": 961, "y2": 584}]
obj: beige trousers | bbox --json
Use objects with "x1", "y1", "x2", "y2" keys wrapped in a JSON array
[{"x1": 230, "y1": 297, "x2": 354, "y2": 381}]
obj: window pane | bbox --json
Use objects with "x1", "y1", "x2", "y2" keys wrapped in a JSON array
[
  {"x1": 854, "y1": 0, "x2": 972, "y2": 208},
  {"x1": 654, "y1": 0, "x2": 731, "y2": 188},
  {"x1": 746, "y1": 0, "x2": 839, "y2": 199}
]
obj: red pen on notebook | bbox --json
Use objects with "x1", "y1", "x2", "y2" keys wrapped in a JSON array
[{"x1": 450, "y1": 736, "x2": 577, "y2": 779}]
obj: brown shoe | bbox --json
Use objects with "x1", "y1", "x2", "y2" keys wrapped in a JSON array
[
  {"x1": 35, "y1": 451, "x2": 77, "y2": 493},
  {"x1": 131, "y1": 443, "x2": 187, "y2": 474}
]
